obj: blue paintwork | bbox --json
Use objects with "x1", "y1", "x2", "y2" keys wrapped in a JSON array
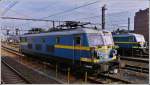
[
  {"x1": 20, "y1": 33, "x2": 90, "y2": 60},
  {"x1": 113, "y1": 34, "x2": 140, "y2": 48},
  {"x1": 20, "y1": 32, "x2": 115, "y2": 63}
]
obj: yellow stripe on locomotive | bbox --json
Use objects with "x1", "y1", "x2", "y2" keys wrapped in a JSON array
[{"x1": 55, "y1": 44, "x2": 90, "y2": 51}]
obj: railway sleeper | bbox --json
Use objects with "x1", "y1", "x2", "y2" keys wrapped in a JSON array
[{"x1": 125, "y1": 65, "x2": 149, "y2": 73}]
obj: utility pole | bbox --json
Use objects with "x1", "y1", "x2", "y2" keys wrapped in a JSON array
[
  {"x1": 102, "y1": 4, "x2": 107, "y2": 30},
  {"x1": 6, "y1": 29, "x2": 10, "y2": 35},
  {"x1": 128, "y1": 17, "x2": 130, "y2": 33},
  {"x1": 6, "y1": 29, "x2": 10, "y2": 43},
  {"x1": 52, "y1": 21, "x2": 55, "y2": 28},
  {"x1": 15, "y1": 28, "x2": 19, "y2": 35}
]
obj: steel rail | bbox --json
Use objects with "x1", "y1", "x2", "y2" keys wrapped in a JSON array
[{"x1": 2, "y1": 59, "x2": 31, "y2": 84}]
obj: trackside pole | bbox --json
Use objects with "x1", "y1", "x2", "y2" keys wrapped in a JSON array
[
  {"x1": 84, "y1": 71, "x2": 87, "y2": 83},
  {"x1": 56, "y1": 64, "x2": 58, "y2": 78},
  {"x1": 43, "y1": 62, "x2": 46, "y2": 72},
  {"x1": 67, "y1": 67, "x2": 70, "y2": 84},
  {"x1": 118, "y1": 56, "x2": 121, "y2": 73}
]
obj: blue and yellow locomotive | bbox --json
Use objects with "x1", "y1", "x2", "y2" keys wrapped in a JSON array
[
  {"x1": 113, "y1": 33, "x2": 148, "y2": 56},
  {"x1": 20, "y1": 23, "x2": 119, "y2": 73}
]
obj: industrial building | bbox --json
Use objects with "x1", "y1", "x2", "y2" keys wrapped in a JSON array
[{"x1": 134, "y1": 8, "x2": 149, "y2": 42}]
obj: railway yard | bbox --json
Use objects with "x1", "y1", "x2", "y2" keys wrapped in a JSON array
[
  {"x1": 0, "y1": 0, "x2": 149, "y2": 84},
  {"x1": 1, "y1": 43, "x2": 149, "y2": 84}
]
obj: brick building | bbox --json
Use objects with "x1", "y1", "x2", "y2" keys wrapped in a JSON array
[{"x1": 134, "y1": 8, "x2": 149, "y2": 41}]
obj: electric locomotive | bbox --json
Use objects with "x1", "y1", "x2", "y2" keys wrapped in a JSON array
[
  {"x1": 113, "y1": 33, "x2": 148, "y2": 56},
  {"x1": 20, "y1": 22, "x2": 119, "y2": 73}
]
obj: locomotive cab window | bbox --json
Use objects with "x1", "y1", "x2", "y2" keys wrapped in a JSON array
[
  {"x1": 129, "y1": 36, "x2": 135, "y2": 42},
  {"x1": 74, "y1": 36, "x2": 81, "y2": 45}
]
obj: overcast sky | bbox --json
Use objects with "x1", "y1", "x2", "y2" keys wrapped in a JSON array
[{"x1": 0, "y1": 0, "x2": 149, "y2": 34}]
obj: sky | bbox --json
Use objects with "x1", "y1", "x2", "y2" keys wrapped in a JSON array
[{"x1": 0, "y1": 0, "x2": 149, "y2": 36}]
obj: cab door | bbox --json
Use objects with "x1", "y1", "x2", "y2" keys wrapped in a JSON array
[{"x1": 72, "y1": 35, "x2": 82, "y2": 64}]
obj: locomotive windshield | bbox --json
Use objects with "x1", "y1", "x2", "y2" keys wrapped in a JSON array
[
  {"x1": 87, "y1": 33, "x2": 114, "y2": 46},
  {"x1": 87, "y1": 33, "x2": 104, "y2": 46},
  {"x1": 135, "y1": 35, "x2": 145, "y2": 42},
  {"x1": 102, "y1": 34, "x2": 114, "y2": 45}
]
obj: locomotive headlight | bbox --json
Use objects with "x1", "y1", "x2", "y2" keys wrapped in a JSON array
[
  {"x1": 113, "y1": 49, "x2": 117, "y2": 55},
  {"x1": 97, "y1": 51, "x2": 108, "y2": 59},
  {"x1": 139, "y1": 42, "x2": 144, "y2": 47}
]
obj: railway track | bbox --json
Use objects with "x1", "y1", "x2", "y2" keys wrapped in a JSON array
[
  {"x1": 120, "y1": 56, "x2": 149, "y2": 63},
  {"x1": 120, "y1": 56, "x2": 149, "y2": 74},
  {"x1": 2, "y1": 45, "x2": 20, "y2": 54},
  {"x1": 1, "y1": 56, "x2": 62, "y2": 84},
  {"x1": 1, "y1": 60, "x2": 30, "y2": 84},
  {"x1": 87, "y1": 75, "x2": 130, "y2": 84},
  {"x1": 135, "y1": 54, "x2": 149, "y2": 58},
  {"x1": 87, "y1": 69, "x2": 149, "y2": 84},
  {"x1": 87, "y1": 71, "x2": 133, "y2": 84},
  {"x1": 122, "y1": 65, "x2": 149, "y2": 73},
  {"x1": 1, "y1": 45, "x2": 149, "y2": 84}
]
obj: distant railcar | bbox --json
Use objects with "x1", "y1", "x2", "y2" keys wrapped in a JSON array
[
  {"x1": 113, "y1": 33, "x2": 147, "y2": 56},
  {"x1": 20, "y1": 28, "x2": 119, "y2": 73}
]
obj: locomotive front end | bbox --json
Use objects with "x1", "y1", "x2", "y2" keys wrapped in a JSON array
[
  {"x1": 81, "y1": 31, "x2": 120, "y2": 73},
  {"x1": 90, "y1": 45, "x2": 119, "y2": 73},
  {"x1": 135, "y1": 34, "x2": 146, "y2": 48}
]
